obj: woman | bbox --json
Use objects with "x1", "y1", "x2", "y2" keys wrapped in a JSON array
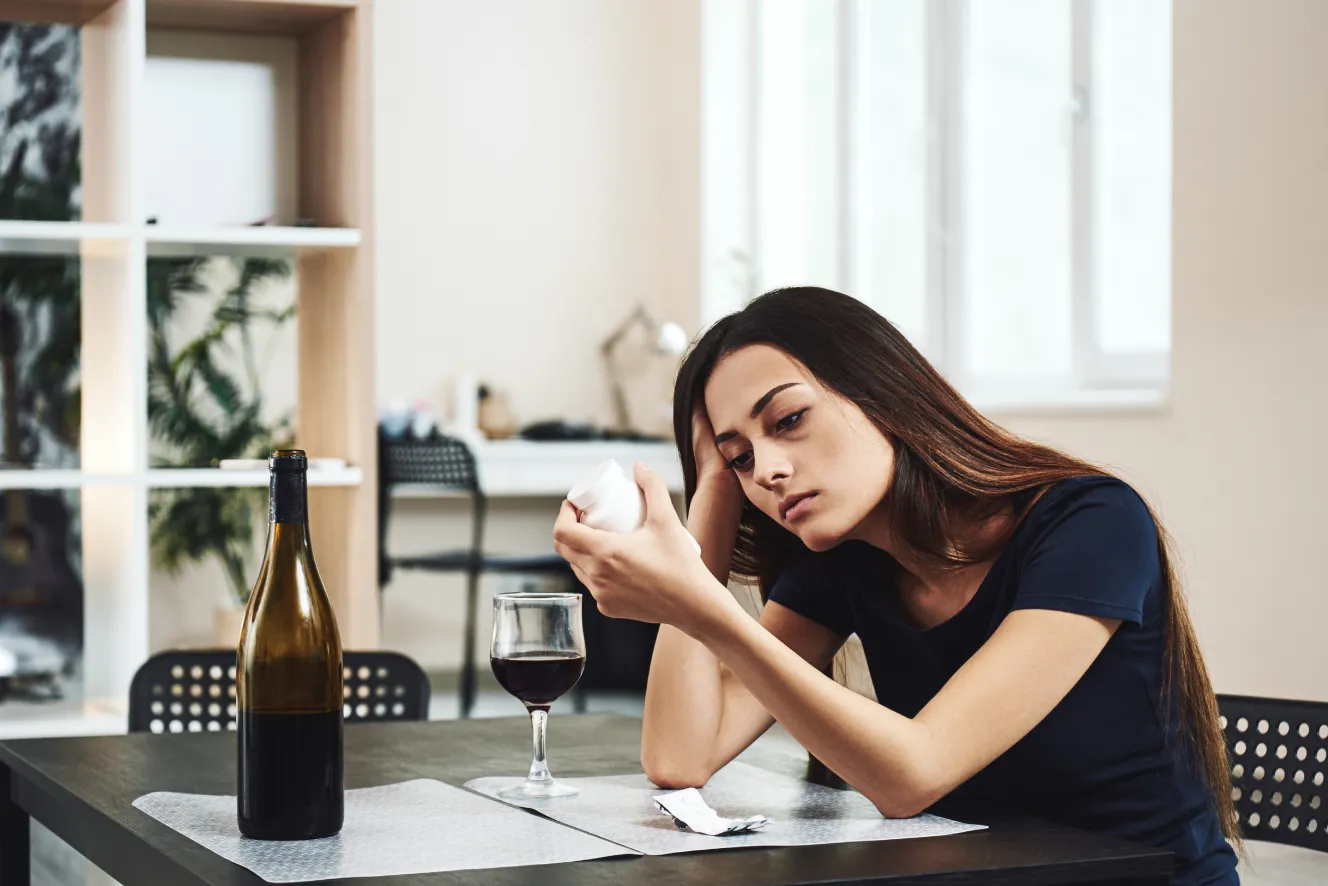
[{"x1": 553, "y1": 288, "x2": 1239, "y2": 885}]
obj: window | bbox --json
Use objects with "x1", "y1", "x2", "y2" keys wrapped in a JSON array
[{"x1": 701, "y1": 0, "x2": 1172, "y2": 407}]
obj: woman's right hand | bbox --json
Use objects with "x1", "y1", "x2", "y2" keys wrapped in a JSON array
[{"x1": 690, "y1": 404, "x2": 741, "y2": 504}]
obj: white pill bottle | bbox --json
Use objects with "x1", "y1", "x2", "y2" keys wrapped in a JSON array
[{"x1": 567, "y1": 460, "x2": 701, "y2": 552}]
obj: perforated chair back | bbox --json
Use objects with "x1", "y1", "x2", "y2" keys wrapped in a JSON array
[
  {"x1": 380, "y1": 434, "x2": 481, "y2": 493},
  {"x1": 1218, "y1": 694, "x2": 1328, "y2": 852},
  {"x1": 129, "y1": 649, "x2": 431, "y2": 734}
]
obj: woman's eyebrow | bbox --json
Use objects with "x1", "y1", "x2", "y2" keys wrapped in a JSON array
[
  {"x1": 749, "y1": 382, "x2": 800, "y2": 419},
  {"x1": 713, "y1": 382, "x2": 803, "y2": 444}
]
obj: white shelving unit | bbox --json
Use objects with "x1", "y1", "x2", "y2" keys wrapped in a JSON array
[
  {"x1": 145, "y1": 224, "x2": 362, "y2": 257},
  {"x1": 0, "y1": 698, "x2": 127, "y2": 741},
  {"x1": 0, "y1": 471, "x2": 124, "y2": 489},
  {"x1": 0, "y1": 0, "x2": 377, "y2": 742},
  {"x1": 0, "y1": 220, "x2": 130, "y2": 255},
  {"x1": 146, "y1": 466, "x2": 364, "y2": 487},
  {"x1": 0, "y1": 468, "x2": 364, "y2": 489}
]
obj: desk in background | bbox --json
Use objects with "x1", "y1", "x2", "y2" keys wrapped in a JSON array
[{"x1": 389, "y1": 440, "x2": 684, "y2": 499}]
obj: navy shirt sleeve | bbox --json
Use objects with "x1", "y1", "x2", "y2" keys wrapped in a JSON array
[
  {"x1": 766, "y1": 550, "x2": 857, "y2": 636},
  {"x1": 1010, "y1": 477, "x2": 1160, "y2": 627}
]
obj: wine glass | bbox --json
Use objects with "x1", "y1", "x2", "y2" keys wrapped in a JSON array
[{"x1": 490, "y1": 592, "x2": 586, "y2": 799}]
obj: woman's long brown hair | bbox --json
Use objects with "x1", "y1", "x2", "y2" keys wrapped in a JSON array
[{"x1": 673, "y1": 287, "x2": 1238, "y2": 845}]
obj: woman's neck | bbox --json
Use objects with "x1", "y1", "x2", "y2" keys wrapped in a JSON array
[{"x1": 852, "y1": 500, "x2": 1015, "y2": 596}]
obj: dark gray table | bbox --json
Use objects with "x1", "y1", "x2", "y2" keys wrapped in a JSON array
[{"x1": 0, "y1": 713, "x2": 1171, "y2": 885}]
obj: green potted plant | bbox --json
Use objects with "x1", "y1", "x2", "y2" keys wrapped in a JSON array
[{"x1": 146, "y1": 256, "x2": 295, "y2": 646}]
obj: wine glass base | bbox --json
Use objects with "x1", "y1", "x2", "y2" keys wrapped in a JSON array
[{"x1": 498, "y1": 779, "x2": 580, "y2": 800}]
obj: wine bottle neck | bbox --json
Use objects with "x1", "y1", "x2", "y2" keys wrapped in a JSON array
[{"x1": 270, "y1": 469, "x2": 308, "y2": 525}]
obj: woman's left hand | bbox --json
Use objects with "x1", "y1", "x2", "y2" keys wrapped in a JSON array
[{"x1": 553, "y1": 463, "x2": 729, "y2": 633}]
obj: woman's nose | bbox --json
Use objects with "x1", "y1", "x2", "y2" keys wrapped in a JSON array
[{"x1": 754, "y1": 448, "x2": 792, "y2": 490}]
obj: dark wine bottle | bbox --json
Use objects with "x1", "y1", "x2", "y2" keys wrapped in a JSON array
[{"x1": 237, "y1": 450, "x2": 344, "y2": 840}]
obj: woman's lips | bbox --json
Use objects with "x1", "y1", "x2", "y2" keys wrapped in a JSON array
[{"x1": 781, "y1": 492, "x2": 818, "y2": 522}]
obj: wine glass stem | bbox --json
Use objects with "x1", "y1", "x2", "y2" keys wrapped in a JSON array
[{"x1": 527, "y1": 708, "x2": 552, "y2": 783}]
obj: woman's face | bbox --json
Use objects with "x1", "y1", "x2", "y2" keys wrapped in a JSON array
[{"x1": 704, "y1": 344, "x2": 895, "y2": 551}]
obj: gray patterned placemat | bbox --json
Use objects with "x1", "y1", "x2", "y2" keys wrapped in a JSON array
[
  {"x1": 466, "y1": 760, "x2": 985, "y2": 855},
  {"x1": 133, "y1": 778, "x2": 633, "y2": 882}
]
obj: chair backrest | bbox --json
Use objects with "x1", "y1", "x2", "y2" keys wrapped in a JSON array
[
  {"x1": 379, "y1": 433, "x2": 481, "y2": 493},
  {"x1": 129, "y1": 649, "x2": 431, "y2": 734},
  {"x1": 1218, "y1": 694, "x2": 1328, "y2": 852},
  {"x1": 377, "y1": 430, "x2": 487, "y2": 586}
]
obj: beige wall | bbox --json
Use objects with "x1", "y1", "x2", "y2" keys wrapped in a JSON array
[
  {"x1": 374, "y1": 0, "x2": 701, "y2": 428},
  {"x1": 1000, "y1": 0, "x2": 1328, "y2": 702},
  {"x1": 370, "y1": 0, "x2": 702, "y2": 671}
]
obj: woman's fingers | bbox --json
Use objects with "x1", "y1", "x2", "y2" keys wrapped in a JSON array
[
  {"x1": 568, "y1": 560, "x2": 593, "y2": 591},
  {"x1": 553, "y1": 499, "x2": 601, "y2": 555},
  {"x1": 635, "y1": 463, "x2": 677, "y2": 528},
  {"x1": 552, "y1": 538, "x2": 581, "y2": 567}
]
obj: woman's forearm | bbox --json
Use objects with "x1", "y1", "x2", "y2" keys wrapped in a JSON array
[
  {"x1": 640, "y1": 482, "x2": 748, "y2": 785},
  {"x1": 641, "y1": 625, "x2": 727, "y2": 785},
  {"x1": 690, "y1": 604, "x2": 938, "y2": 817},
  {"x1": 686, "y1": 481, "x2": 744, "y2": 586}
]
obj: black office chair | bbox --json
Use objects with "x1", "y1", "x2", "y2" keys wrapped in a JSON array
[
  {"x1": 128, "y1": 649, "x2": 431, "y2": 734},
  {"x1": 377, "y1": 430, "x2": 581, "y2": 718},
  {"x1": 1218, "y1": 694, "x2": 1328, "y2": 852}
]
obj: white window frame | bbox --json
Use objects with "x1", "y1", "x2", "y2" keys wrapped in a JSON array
[{"x1": 701, "y1": 0, "x2": 1171, "y2": 410}]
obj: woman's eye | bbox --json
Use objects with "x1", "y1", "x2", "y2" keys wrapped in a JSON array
[
  {"x1": 725, "y1": 451, "x2": 753, "y2": 472},
  {"x1": 775, "y1": 409, "x2": 808, "y2": 432}
]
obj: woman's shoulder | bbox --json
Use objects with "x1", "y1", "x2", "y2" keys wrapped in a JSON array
[
  {"x1": 1029, "y1": 474, "x2": 1151, "y2": 516},
  {"x1": 1015, "y1": 474, "x2": 1159, "y2": 552}
]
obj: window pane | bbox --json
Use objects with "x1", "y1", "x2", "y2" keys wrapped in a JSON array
[
  {"x1": 147, "y1": 257, "x2": 297, "y2": 468},
  {"x1": 852, "y1": 0, "x2": 929, "y2": 352},
  {"x1": 962, "y1": 0, "x2": 1073, "y2": 381},
  {"x1": 0, "y1": 24, "x2": 82, "y2": 470},
  {"x1": 756, "y1": 0, "x2": 841, "y2": 291},
  {"x1": 0, "y1": 24, "x2": 84, "y2": 697},
  {"x1": 1094, "y1": 0, "x2": 1171, "y2": 354}
]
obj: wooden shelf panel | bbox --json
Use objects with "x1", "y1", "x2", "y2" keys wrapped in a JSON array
[
  {"x1": 146, "y1": 0, "x2": 359, "y2": 35},
  {"x1": 0, "y1": 220, "x2": 129, "y2": 256},
  {"x1": 145, "y1": 225, "x2": 361, "y2": 257},
  {"x1": 0, "y1": 0, "x2": 117, "y2": 26}
]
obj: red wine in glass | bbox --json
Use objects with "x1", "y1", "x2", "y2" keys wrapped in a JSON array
[
  {"x1": 490, "y1": 652, "x2": 585, "y2": 712},
  {"x1": 490, "y1": 592, "x2": 586, "y2": 798}
]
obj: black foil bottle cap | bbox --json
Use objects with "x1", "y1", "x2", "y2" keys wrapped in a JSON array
[
  {"x1": 269, "y1": 450, "x2": 308, "y2": 523},
  {"x1": 269, "y1": 449, "x2": 308, "y2": 471}
]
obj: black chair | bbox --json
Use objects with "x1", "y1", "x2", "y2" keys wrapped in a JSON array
[
  {"x1": 1218, "y1": 694, "x2": 1328, "y2": 852},
  {"x1": 377, "y1": 430, "x2": 581, "y2": 718},
  {"x1": 128, "y1": 649, "x2": 431, "y2": 734}
]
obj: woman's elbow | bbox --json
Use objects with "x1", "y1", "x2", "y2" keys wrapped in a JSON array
[
  {"x1": 640, "y1": 749, "x2": 712, "y2": 790},
  {"x1": 864, "y1": 761, "x2": 946, "y2": 819},
  {"x1": 869, "y1": 791, "x2": 931, "y2": 820}
]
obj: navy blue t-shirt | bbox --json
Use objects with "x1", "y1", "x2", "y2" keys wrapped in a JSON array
[{"x1": 768, "y1": 476, "x2": 1238, "y2": 886}]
